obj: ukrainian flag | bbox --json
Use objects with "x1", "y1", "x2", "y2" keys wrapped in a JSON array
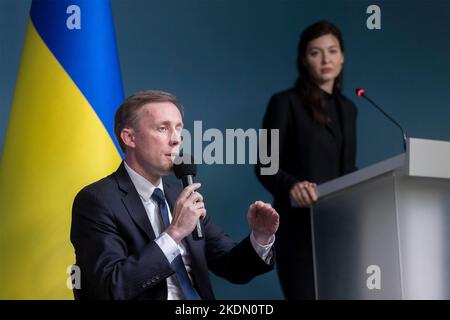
[{"x1": 0, "y1": 0, "x2": 123, "y2": 299}]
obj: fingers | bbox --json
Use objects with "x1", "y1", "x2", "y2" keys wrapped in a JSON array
[
  {"x1": 178, "y1": 183, "x2": 202, "y2": 202},
  {"x1": 198, "y1": 208, "x2": 207, "y2": 218},
  {"x1": 174, "y1": 183, "x2": 206, "y2": 219},
  {"x1": 300, "y1": 186, "x2": 312, "y2": 204},
  {"x1": 291, "y1": 181, "x2": 318, "y2": 207},
  {"x1": 292, "y1": 183, "x2": 307, "y2": 207},
  {"x1": 290, "y1": 185, "x2": 304, "y2": 207},
  {"x1": 193, "y1": 198, "x2": 205, "y2": 209},
  {"x1": 250, "y1": 200, "x2": 268, "y2": 211},
  {"x1": 169, "y1": 185, "x2": 207, "y2": 242},
  {"x1": 250, "y1": 201, "x2": 277, "y2": 215},
  {"x1": 188, "y1": 190, "x2": 207, "y2": 218},
  {"x1": 193, "y1": 198, "x2": 207, "y2": 218},
  {"x1": 248, "y1": 201, "x2": 280, "y2": 236},
  {"x1": 188, "y1": 190, "x2": 204, "y2": 204},
  {"x1": 177, "y1": 184, "x2": 206, "y2": 210},
  {"x1": 306, "y1": 183, "x2": 318, "y2": 202}
]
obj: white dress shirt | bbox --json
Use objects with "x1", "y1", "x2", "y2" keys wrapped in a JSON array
[{"x1": 124, "y1": 161, "x2": 274, "y2": 300}]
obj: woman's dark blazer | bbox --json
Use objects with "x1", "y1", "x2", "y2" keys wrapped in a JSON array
[{"x1": 255, "y1": 87, "x2": 357, "y2": 298}]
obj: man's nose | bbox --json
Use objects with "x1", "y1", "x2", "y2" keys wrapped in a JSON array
[{"x1": 170, "y1": 130, "x2": 181, "y2": 145}]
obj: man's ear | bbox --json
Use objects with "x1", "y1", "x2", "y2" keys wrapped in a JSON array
[{"x1": 120, "y1": 128, "x2": 136, "y2": 149}]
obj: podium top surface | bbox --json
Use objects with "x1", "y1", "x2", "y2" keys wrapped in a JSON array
[
  {"x1": 317, "y1": 153, "x2": 405, "y2": 198},
  {"x1": 317, "y1": 138, "x2": 450, "y2": 199}
]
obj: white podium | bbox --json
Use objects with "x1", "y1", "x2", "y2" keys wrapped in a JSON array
[{"x1": 311, "y1": 138, "x2": 450, "y2": 299}]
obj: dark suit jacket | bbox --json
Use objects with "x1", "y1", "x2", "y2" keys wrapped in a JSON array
[
  {"x1": 256, "y1": 88, "x2": 357, "y2": 212},
  {"x1": 71, "y1": 163, "x2": 273, "y2": 300},
  {"x1": 256, "y1": 88, "x2": 357, "y2": 258}
]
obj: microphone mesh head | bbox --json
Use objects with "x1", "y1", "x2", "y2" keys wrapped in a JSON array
[{"x1": 173, "y1": 154, "x2": 197, "y2": 178}]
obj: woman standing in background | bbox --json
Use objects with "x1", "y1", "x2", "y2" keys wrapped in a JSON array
[{"x1": 256, "y1": 21, "x2": 358, "y2": 299}]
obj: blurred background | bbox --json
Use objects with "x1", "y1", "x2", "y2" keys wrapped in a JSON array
[{"x1": 1, "y1": 0, "x2": 449, "y2": 299}]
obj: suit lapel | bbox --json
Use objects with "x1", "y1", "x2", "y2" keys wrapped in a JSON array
[
  {"x1": 336, "y1": 95, "x2": 349, "y2": 141},
  {"x1": 324, "y1": 95, "x2": 341, "y2": 140},
  {"x1": 325, "y1": 119, "x2": 338, "y2": 139},
  {"x1": 336, "y1": 95, "x2": 353, "y2": 173},
  {"x1": 162, "y1": 179, "x2": 179, "y2": 213},
  {"x1": 115, "y1": 162, "x2": 156, "y2": 241},
  {"x1": 337, "y1": 95, "x2": 350, "y2": 152}
]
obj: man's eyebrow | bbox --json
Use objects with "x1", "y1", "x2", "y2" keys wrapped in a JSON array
[{"x1": 157, "y1": 120, "x2": 183, "y2": 126}]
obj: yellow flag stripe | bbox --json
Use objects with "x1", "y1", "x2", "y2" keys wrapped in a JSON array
[{"x1": 0, "y1": 20, "x2": 121, "y2": 299}]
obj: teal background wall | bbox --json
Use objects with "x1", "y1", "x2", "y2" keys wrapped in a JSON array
[{"x1": 1, "y1": 0, "x2": 449, "y2": 299}]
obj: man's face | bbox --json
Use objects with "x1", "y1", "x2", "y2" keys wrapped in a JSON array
[{"x1": 131, "y1": 101, "x2": 183, "y2": 178}]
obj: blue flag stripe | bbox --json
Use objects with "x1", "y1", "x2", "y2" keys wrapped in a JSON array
[{"x1": 30, "y1": 0, "x2": 124, "y2": 155}]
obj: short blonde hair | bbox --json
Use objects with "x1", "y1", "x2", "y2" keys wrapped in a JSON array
[{"x1": 114, "y1": 90, "x2": 184, "y2": 153}]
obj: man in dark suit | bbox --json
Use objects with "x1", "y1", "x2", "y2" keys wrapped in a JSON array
[{"x1": 71, "y1": 90, "x2": 279, "y2": 300}]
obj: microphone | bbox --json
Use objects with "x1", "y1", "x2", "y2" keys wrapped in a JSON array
[
  {"x1": 173, "y1": 155, "x2": 204, "y2": 240},
  {"x1": 356, "y1": 88, "x2": 408, "y2": 151}
]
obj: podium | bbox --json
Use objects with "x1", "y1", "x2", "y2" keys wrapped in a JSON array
[{"x1": 311, "y1": 138, "x2": 450, "y2": 299}]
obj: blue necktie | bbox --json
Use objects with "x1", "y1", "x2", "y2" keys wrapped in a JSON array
[{"x1": 152, "y1": 188, "x2": 201, "y2": 300}]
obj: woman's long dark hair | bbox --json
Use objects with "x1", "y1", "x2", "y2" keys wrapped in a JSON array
[{"x1": 295, "y1": 21, "x2": 344, "y2": 126}]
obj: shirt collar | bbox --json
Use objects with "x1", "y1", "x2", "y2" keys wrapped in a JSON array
[
  {"x1": 123, "y1": 161, "x2": 164, "y2": 201},
  {"x1": 321, "y1": 88, "x2": 336, "y2": 101}
]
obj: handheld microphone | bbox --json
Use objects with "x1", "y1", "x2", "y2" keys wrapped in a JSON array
[
  {"x1": 173, "y1": 155, "x2": 204, "y2": 240},
  {"x1": 356, "y1": 88, "x2": 408, "y2": 151}
]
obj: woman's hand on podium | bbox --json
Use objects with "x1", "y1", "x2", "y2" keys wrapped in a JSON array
[{"x1": 290, "y1": 181, "x2": 318, "y2": 208}]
